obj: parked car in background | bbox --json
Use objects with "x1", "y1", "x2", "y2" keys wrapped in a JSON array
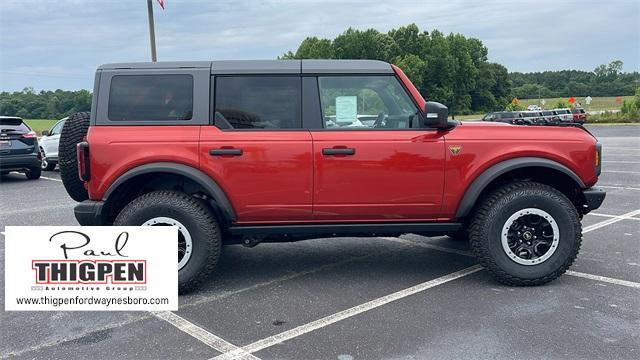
[
  {"x1": 571, "y1": 108, "x2": 587, "y2": 124},
  {"x1": 39, "y1": 117, "x2": 67, "y2": 170},
  {"x1": 0, "y1": 116, "x2": 42, "y2": 179},
  {"x1": 521, "y1": 111, "x2": 546, "y2": 125},
  {"x1": 553, "y1": 108, "x2": 573, "y2": 122},
  {"x1": 482, "y1": 111, "x2": 524, "y2": 124},
  {"x1": 527, "y1": 105, "x2": 542, "y2": 111},
  {"x1": 541, "y1": 110, "x2": 560, "y2": 124}
]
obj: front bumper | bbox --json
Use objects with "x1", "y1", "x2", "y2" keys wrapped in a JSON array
[
  {"x1": 583, "y1": 187, "x2": 606, "y2": 212},
  {"x1": 0, "y1": 154, "x2": 41, "y2": 171},
  {"x1": 74, "y1": 200, "x2": 105, "y2": 226}
]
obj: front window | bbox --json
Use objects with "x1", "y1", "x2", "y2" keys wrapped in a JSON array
[{"x1": 317, "y1": 76, "x2": 419, "y2": 129}]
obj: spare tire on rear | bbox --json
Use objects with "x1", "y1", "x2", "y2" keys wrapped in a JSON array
[{"x1": 59, "y1": 111, "x2": 90, "y2": 202}]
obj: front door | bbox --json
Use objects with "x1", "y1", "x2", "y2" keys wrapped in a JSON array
[
  {"x1": 311, "y1": 75, "x2": 445, "y2": 221},
  {"x1": 200, "y1": 75, "x2": 313, "y2": 223}
]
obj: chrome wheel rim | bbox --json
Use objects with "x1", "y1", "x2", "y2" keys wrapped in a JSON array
[
  {"x1": 40, "y1": 148, "x2": 48, "y2": 169},
  {"x1": 501, "y1": 208, "x2": 559, "y2": 266},
  {"x1": 142, "y1": 217, "x2": 193, "y2": 270}
]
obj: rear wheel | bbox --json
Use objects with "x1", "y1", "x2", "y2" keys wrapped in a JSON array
[
  {"x1": 114, "y1": 190, "x2": 221, "y2": 294},
  {"x1": 26, "y1": 167, "x2": 41, "y2": 180},
  {"x1": 59, "y1": 112, "x2": 90, "y2": 201},
  {"x1": 40, "y1": 147, "x2": 57, "y2": 171},
  {"x1": 469, "y1": 181, "x2": 581, "y2": 286}
]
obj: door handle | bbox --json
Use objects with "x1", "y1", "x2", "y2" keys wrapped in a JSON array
[
  {"x1": 322, "y1": 147, "x2": 355, "y2": 156},
  {"x1": 209, "y1": 148, "x2": 243, "y2": 156}
]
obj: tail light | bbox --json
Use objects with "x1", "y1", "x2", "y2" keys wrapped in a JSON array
[
  {"x1": 595, "y1": 143, "x2": 602, "y2": 176},
  {"x1": 77, "y1": 141, "x2": 90, "y2": 181},
  {"x1": 22, "y1": 131, "x2": 37, "y2": 139}
]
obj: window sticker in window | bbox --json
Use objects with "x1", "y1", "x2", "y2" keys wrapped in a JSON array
[{"x1": 335, "y1": 96, "x2": 358, "y2": 125}]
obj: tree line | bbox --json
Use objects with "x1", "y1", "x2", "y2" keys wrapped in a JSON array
[
  {"x1": 281, "y1": 24, "x2": 511, "y2": 114},
  {"x1": 282, "y1": 24, "x2": 638, "y2": 114},
  {"x1": 511, "y1": 60, "x2": 639, "y2": 99},
  {"x1": 0, "y1": 87, "x2": 91, "y2": 120},
  {"x1": 1, "y1": 23, "x2": 637, "y2": 118}
]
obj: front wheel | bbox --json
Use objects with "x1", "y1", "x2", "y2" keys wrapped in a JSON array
[
  {"x1": 469, "y1": 182, "x2": 581, "y2": 286},
  {"x1": 114, "y1": 190, "x2": 222, "y2": 294}
]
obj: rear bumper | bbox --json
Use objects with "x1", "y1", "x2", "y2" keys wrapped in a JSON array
[
  {"x1": 0, "y1": 154, "x2": 41, "y2": 171},
  {"x1": 582, "y1": 187, "x2": 606, "y2": 212},
  {"x1": 74, "y1": 200, "x2": 105, "y2": 226}
]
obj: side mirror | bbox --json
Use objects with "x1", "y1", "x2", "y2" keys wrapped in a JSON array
[
  {"x1": 423, "y1": 101, "x2": 449, "y2": 129},
  {"x1": 41, "y1": 130, "x2": 50, "y2": 136}
]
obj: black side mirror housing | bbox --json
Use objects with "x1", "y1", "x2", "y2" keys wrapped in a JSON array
[
  {"x1": 423, "y1": 101, "x2": 449, "y2": 129},
  {"x1": 41, "y1": 130, "x2": 50, "y2": 136}
]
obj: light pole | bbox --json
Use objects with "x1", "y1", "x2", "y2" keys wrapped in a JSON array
[{"x1": 146, "y1": 0, "x2": 157, "y2": 62}]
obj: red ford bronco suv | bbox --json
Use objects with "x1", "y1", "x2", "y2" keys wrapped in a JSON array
[{"x1": 59, "y1": 60, "x2": 605, "y2": 293}]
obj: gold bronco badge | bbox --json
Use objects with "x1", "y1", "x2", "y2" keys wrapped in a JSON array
[{"x1": 449, "y1": 145, "x2": 462, "y2": 155}]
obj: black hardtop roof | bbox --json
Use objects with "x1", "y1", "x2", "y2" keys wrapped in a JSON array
[{"x1": 97, "y1": 59, "x2": 394, "y2": 74}]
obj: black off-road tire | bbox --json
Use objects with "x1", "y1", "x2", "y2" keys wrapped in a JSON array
[
  {"x1": 114, "y1": 190, "x2": 222, "y2": 294},
  {"x1": 26, "y1": 167, "x2": 41, "y2": 180},
  {"x1": 469, "y1": 181, "x2": 581, "y2": 286},
  {"x1": 59, "y1": 111, "x2": 90, "y2": 201}
]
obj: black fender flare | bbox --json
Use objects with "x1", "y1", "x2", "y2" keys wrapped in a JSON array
[
  {"x1": 455, "y1": 157, "x2": 586, "y2": 219},
  {"x1": 104, "y1": 162, "x2": 236, "y2": 223}
]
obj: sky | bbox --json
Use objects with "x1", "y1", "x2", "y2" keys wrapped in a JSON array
[{"x1": 1, "y1": 0, "x2": 638, "y2": 92}]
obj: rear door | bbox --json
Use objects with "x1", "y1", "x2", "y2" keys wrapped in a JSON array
[
  {"x1": 309, "y1": 75, "x2": 445, "y2": 221},
  {"x1": 200, "y1": 74, "x2": 313, "y2": 223},
  {"x1": 0, "y1": 118, "x2": 37, "y2": 156}
]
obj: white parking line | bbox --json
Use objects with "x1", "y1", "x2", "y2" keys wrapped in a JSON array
[
  {"x1": 213, "y1": 265, "x2": 483, "y2": 360},
  {"x1": 153, "y1": 311, "x2": 260, "y2": 360},
  {"x1": 589, "y1": 212, "x2": 640, "y2": 221},
  {"x1": 40, "y1": 176, "x2": 62, "y2": 182},
  {"x1": 566, "y1": 271, "x2": 640, "y2": 289},
  {"x1": 603, "y1": 170, "x2": 640, "y2": 174},
  {"x1": 598, "y1": 185, "x2": 640, "y2": 191},
  {"x1": 601, "y1": 147, "x2": 640, "y2": 151},
  {"x1": 0, "y1": 203, "x2": 75, "y2": 216},
  {"x1": 583, "y1": 209, "x2": 640, "y2": 233}
]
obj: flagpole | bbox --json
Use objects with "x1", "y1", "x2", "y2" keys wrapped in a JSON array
[{"x1": 146, "y1": 0, "x2": 157, "y2": 62}]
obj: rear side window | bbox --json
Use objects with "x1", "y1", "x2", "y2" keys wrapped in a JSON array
[
  {"x1": 214, "y1": 76, "x2": 301, "y2": 129},
  {"x1": 108, "y1": 75, "x2": 194, "y2": 121},
  {"x1": 0, "y1": 118, "x2": 30, "y2": 133}
]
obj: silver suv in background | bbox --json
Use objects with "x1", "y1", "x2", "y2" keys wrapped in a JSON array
[
  {"x1": 540, "y1": 110, "x2": 560, "y2": 124},
  {"x1": 553, "y1": 108, "x2": 573, "y2": 122},
  {"x1": 39, "y1": 117, "x2": 67, "y2": 170}
]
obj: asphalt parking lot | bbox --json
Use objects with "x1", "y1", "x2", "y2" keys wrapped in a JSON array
[{"x1": 1, "y1": 124, "x2": 639, "y2": 359}]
